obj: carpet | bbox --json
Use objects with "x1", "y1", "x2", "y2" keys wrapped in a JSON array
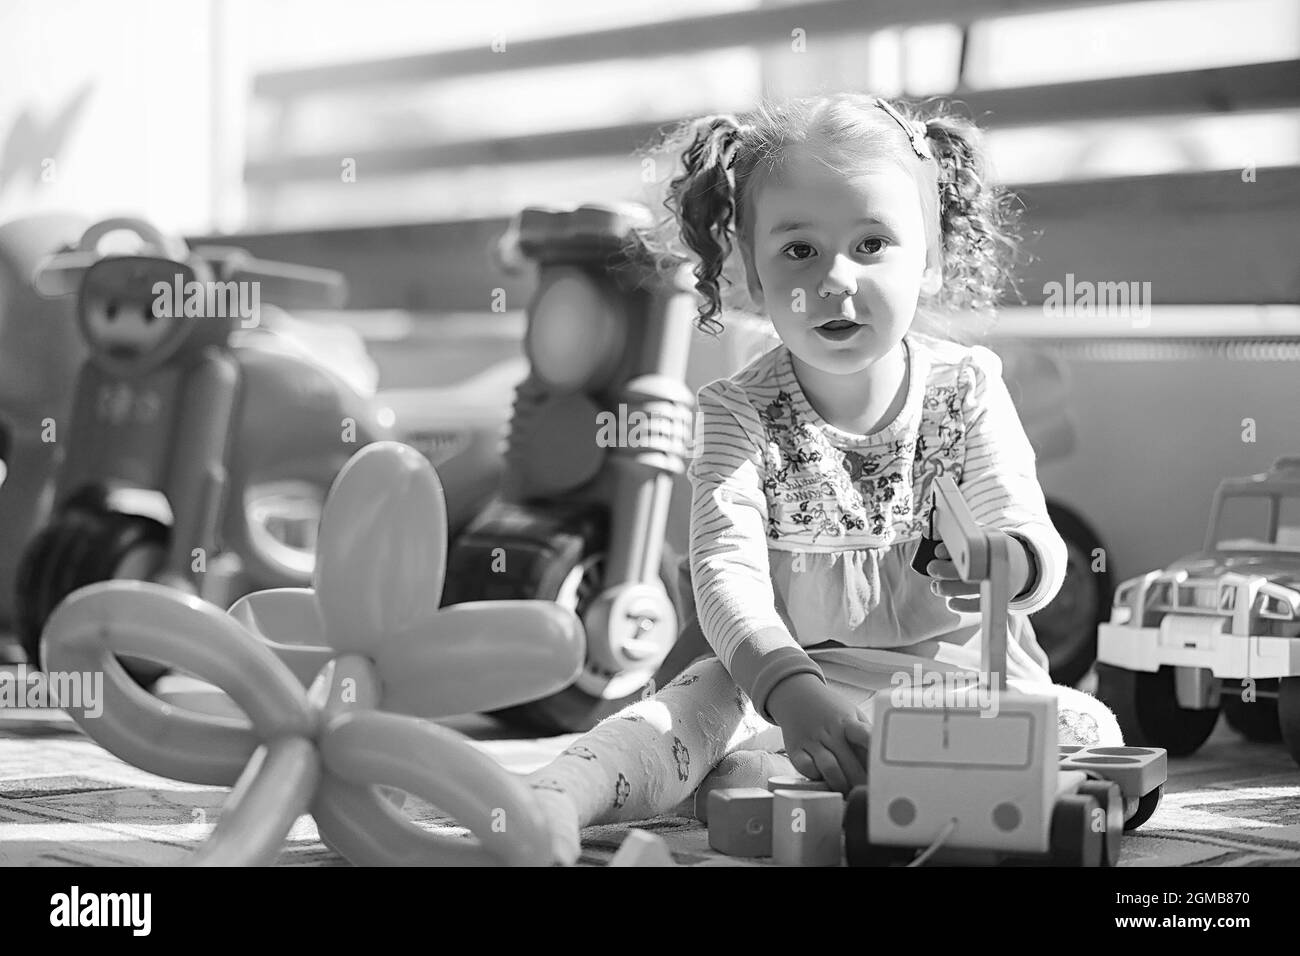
[{"x1": 1, "y1": 670, "x2": 1298, "y2": 866}]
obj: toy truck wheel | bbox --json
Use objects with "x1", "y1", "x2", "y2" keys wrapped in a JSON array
[
  {"x1": 1221, "y1": 679, "x2": 1282, "y2": 743},
  {"x1": 1122, "y1": 784, "x2": 1163, "y2": 831},
  {"x1": 1076, "y1": 780, "x2": 1124, "y2": 866},
  {"x1": 1031, "y1": 503, "x2": 1112, "y2": 687},
  {"x1": 15, "y1": 507, "x2": 169, "y2": 686},
  {"x1": 1278, "y1": 678, "x2": 1300, "y2": 768},
  {"x1": 1096, "y1": 663, "x2": 1219, "y2": 757},
  {"x1": 1049, "y1": 793, "x2": 1103, "y2": 867},
  {"x1": 844, "y1": 786, "x2": 915, "y2": 867}
]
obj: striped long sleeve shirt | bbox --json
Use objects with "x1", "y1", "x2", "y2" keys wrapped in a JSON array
[{"x1": 686, "y1": 332, "x2": 1067, "y2": 720}]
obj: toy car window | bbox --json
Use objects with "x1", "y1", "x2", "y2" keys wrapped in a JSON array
[
  {"x1": 1178, "y1": 585, "x2": 1218, "y2": 609},
  {"x1": 1213, "y1": 495, "x2": 1271, "y2": 549}
]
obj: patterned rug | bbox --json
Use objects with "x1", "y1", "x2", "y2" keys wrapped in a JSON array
[{"x1": 2, "y1": 670, "x2": 1298, "y2": 866}]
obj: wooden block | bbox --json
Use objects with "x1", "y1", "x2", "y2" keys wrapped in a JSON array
[
  {"x1": 772, "y1": 791, "x2": 844, "y2": 867},
  {"x1": 707, "y1": 788, "x2": 774, "y2": 857},
  {"x1": 609, "y1": 829, "x2": 675, "y2": 867},
  {"x1": 765, "y1": 774, "x2": 830, "y2": 793}
]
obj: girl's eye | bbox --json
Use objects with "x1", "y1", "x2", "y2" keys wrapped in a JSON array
[
  {"x1": 858, "y1": 237, "x2": 889, "y2": 255},
  {"x1": 781, "y1": 242, "x2": 816, "y2": 261}
]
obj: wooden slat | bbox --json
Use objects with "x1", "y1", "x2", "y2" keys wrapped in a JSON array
[
  {"x1": 245, "y1": 123, "x2": 668, "y2": 183},
  {"x1": 193, "y1": 167, "x2": 1300, "y2": 310},
  {"x1": 252, "y1": 0, "x2": 1178, "y2": 97},
  {"x1": 1014, "y1": 167, "x2": 1300, "y2": 306},
  {"x1": 954, "y1": 58, "x2": 1300, "y2": 125},
  {"x1": 187, "y1": 218, "x2": 532, "y2": 313},
  {"x1": 244, "y1": 60, "x2": 1300, "y2": 184}
]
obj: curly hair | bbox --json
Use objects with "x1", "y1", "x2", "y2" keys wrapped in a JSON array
[{"x1": 637, "y1": 93, "x2": 1024, "y2": 340}]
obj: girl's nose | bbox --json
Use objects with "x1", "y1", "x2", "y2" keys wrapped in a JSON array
[{"x1": 817, "y1": 255, "x2": 858, "y2": 298}]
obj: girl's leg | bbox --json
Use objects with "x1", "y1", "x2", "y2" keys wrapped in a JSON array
[
  {"x1": 683, "y1": 655, "x2": 881, "y2": 818},
  {"x1": 682, "y1": 747, "x2": 797, "y2": 820},
  {"x1": 524, "y1": 656, "x2": 772, "y2": 863}
]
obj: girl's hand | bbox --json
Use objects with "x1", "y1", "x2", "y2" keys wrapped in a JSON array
[
  {"x1": 926, "y1": 540, "x2": 1031, "y2": 612},
  {"x1": 765, "y1": 673, "x2": 871, "y2": 793}
]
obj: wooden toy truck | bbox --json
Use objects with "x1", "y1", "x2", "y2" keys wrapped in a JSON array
[{"x1": 844, "y1": 476, "x2": 1167, "y2": 867}]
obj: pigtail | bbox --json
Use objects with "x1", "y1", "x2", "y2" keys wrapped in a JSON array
[
  {"x1": 644, "y1": 114, "x2": 749, "y2": 337},
  {"x1": 923, "y1": 115, "x2": 1023, "y2": 316}
]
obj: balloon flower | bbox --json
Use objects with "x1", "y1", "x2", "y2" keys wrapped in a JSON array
[{"x1": 41, "y1": 441, "x2": 585, "y2": 866}]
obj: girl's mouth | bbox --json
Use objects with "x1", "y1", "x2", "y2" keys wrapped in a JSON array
[{"x1": 814, "y1": 319, "x2": 864, "y2": 341}]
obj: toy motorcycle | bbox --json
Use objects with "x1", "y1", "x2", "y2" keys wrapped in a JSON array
[
  {"x1": 14, "y1": 218, "x2": 391, "y2": 673},
  {"x1": 441, "y1": 203, "x2": 707, "y2": 733}
]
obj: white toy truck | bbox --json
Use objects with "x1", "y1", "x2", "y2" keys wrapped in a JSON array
[
  {"x1": 844, "y1": 476, "x2": 1167, "y2": 867},
  {"x1": 1096, "y1": 456, "x2": 1300, "y2": 765}
]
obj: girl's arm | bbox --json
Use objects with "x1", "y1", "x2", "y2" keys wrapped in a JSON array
[
  {"x1": 958, "y1": 346, "x2": 1069, "y2": 614},
  {"x1": 688, "y1": 380, "x2": 826, "y2": 720}
]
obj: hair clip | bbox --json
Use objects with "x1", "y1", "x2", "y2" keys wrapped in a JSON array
[{"x1": 875, "y1": 98, "x2": 932, "y2": 161}]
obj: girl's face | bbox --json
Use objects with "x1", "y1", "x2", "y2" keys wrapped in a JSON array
[{"x1": 741, "y1": 150, "x2": 940, "y2": 375}]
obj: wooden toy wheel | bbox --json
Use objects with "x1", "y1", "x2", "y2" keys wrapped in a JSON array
[
  {"x1": 15, "y1": 505, "x2": 169, "y2": 686},
  {"x1": 1049, "y1": 793, "x2": 1102, "y2": 867},
  {"x1": 1221, "y1": 679, "x2": 1282, "y2": 742},
  {"x1": 1076, "y1": 780, "x2": 1124, "y2": 866},
  {"x1": 1096, "y1": 663, "x2": 1219, "y2": 757},
  {"x1": 844, "y1": 786, "x2": 916, "y2": 867},
  {"x1": 1278, "y1": 678, "x2": 1300, "y2": 768},
  {"x1": 1123, "y1": 784, "x2": 1163, "y2": 831}
]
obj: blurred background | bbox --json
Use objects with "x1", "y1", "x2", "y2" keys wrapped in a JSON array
[
  {"x1": 2, "y1": 0, "x2": 1298, "y2": 230},
  {"x1": 1, "y1": 0, "x2": 1298, "y2": 690}
]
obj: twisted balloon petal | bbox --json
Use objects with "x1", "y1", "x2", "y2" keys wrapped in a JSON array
[
  {"x1": 43, "y1": 581, "x2": 315, "y2": 786},
  {"x1": 192, "y1": 738, "x2": 321, "y2": 867},
  {"x1": 313, "y1": 776, "x2": 496, "y2": 867},
  {"x1": 376, "y1": 602, "x2": 585, "y2": 718},
  {"x1": 315, "y1": 441, "x2": 448, "y2": 655},
  {"x1": 314, "y1": 710, "x2": 553, "y2": 866}
]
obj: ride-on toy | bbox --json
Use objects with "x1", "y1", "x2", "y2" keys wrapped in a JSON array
[
  {"x1": 14, "y1": 218, "x2": 391, "y2": 673},
  {"x1": 441, "y1": 203, "x2": 703, "y2": 733},
  {"x1": 1096, "y1": 456, "x2": 1300, "y2": 764},
  {"x1": 844, "y1": 476, "x2": 1167, "y2": 867}
]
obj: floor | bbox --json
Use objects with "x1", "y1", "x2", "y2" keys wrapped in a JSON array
[{"x1": 1, "y1": 661, "x2": 1299, "y2": 867}]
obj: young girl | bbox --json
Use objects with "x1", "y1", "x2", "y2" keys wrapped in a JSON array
[{"x1": 521, "y1": 92, "x2": 1122, "y2": 864}]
